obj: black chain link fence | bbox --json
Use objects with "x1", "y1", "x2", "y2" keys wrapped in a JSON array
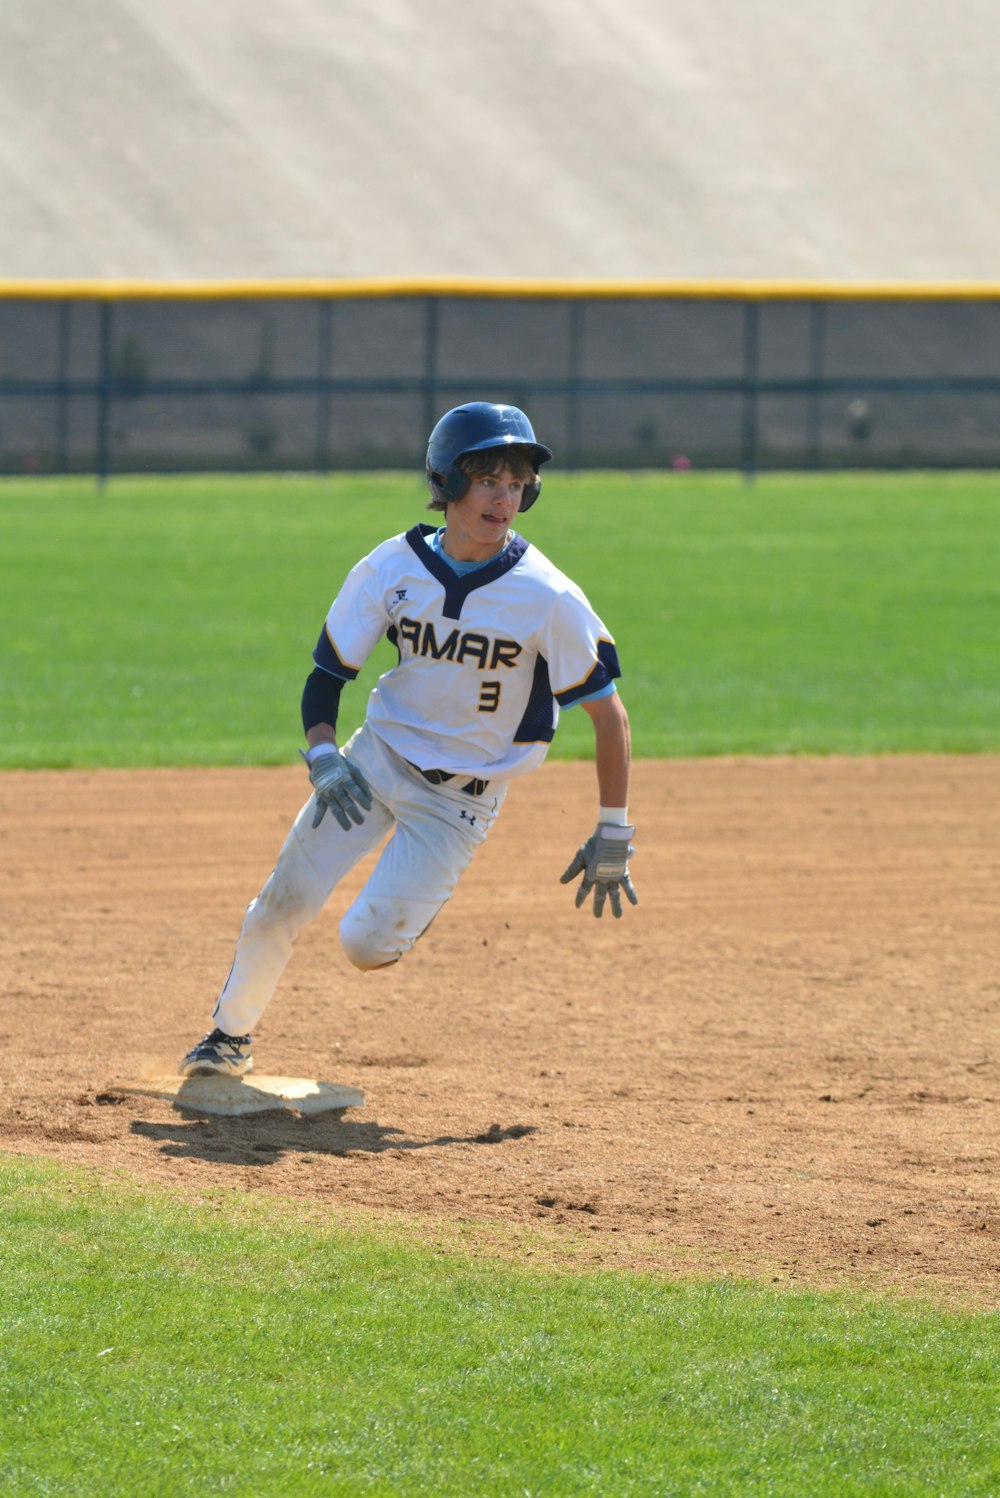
[{"x1": 2, "y1": 285, "x2": 1000, "y2": 477}]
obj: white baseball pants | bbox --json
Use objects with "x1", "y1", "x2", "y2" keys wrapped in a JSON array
[{"x1": 212, "y1": 722, "x2": 507, "y2": 1038}]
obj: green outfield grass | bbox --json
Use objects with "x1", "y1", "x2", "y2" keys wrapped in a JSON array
[
  {"x1": 1, "y1": 1157, "x2": 997, "y2": 1498},
  {"x1": 1, "y1": 470, "x2": 998, "y2": 767}
]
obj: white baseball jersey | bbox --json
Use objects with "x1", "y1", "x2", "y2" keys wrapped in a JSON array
[{"x1": 313, "y1": 525, "x2": 620, "y2": 781}]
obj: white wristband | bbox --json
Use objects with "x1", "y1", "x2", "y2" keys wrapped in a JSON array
[
  {"x1": 305, "y1": 742, "x2": 337, "y2": 765},
  {"x1": 599, "y1": 806, "x2": 629, "y2": 825}
]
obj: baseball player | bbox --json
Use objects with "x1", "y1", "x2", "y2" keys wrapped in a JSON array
[{"x1": 181, "y1": 402, "x2": 637, "y2": 1078}]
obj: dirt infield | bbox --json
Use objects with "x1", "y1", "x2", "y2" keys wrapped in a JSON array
[{"x1": 1, "y1": 758, "x2": 997, "y2": 1305}]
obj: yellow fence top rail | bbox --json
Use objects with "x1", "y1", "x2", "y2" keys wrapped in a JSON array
[{"x1": 3, "y1": 277, "x2": 1000, "y2": 302}]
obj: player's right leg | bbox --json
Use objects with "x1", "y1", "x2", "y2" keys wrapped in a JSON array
[{"x1": 180, "y1": 750, "x2": 393, "y2": 1075}]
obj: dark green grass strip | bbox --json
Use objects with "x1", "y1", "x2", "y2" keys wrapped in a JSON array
[
  {"x1": 1, "y1": 1156, "x2": 997, "y2": 1496},
  {"x1": 1, "y1": 471, "x2": 999, "y2": 766}
]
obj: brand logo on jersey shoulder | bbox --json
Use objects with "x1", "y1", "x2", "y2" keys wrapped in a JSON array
[
  {"x1": 397, "y1": 615, "x2": 522, "y2": 670},
  {"x1": 395, "y1": 589, "x2": 408, "y2": 601}
]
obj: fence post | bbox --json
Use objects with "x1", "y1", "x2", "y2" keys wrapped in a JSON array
[
  {"x1": 566, "y1": 298, "x2": 584, "y2": 472},
  {"x1": 315, "y1": 298, "x2": 333, "y2": 473},
  {"x1": 55, "y1": 300, "x2": 71, "y2": 474},
  {"x1": 423, "y1": 296, "x2": 439, "y2": 440},
  {"x1": 806, "y1": 299, "x2": 826, "y2": 469},
  {"x1": 740, "y1": 300, "x2": 760, "y2": 482},
  {"x1": 96, "y1": 301, "x2": 113, "y2": 489}
]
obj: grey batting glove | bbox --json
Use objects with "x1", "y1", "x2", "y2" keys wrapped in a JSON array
[
  {"x1": 560, "y1": 822, "x2": 639, "y2": 919},
  {"x1": 299, "y1": 746, "x2": 373, "y2": 831}
]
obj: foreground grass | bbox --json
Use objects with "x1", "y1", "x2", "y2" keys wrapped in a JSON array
[
  {"x1": 1, "y1": 1157, "x2": 997, "y2": 1497},
  {"x1": 1, "y1": 471, "x2": 999, "y2": 766}
]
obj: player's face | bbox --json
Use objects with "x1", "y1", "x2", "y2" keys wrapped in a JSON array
[{"x1": 443, "y1": 467, "x2": 527, "y2": 562}]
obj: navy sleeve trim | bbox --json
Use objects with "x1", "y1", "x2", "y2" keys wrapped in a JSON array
[
  {"x1": 313, "y1": 626, "x2": 360, "y2": 681},
  {"x1": 554, "y1": 638, "x2": 622, "y2": 707}
]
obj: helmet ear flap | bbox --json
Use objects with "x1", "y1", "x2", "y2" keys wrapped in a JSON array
[{"x1": 518, "y1": 477, "x2": 542, "y2": 512}]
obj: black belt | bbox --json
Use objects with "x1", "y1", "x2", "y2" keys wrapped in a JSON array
[{"x1": 407, "y1": 761, "x2": 490, "y2": 797}]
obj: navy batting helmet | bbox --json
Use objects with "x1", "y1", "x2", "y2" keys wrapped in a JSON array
[{"x1": 425, "y1": 402, "x2": 553, "y2": 512}]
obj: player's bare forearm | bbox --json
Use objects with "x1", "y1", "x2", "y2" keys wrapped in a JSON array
[
  {"x1": 562, "y1": 692, "x2": 637, "y2": 917},
  {"x1": 581, "y1": 692, "x2": 631, "y2": 808}
]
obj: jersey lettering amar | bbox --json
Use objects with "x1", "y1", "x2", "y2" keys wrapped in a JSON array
[{"x1": 313, "y1": 525, "x2": 620, "y2": 780}]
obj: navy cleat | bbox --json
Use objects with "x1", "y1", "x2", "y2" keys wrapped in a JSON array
[{"x1": 180, "y1": 1027, "x2": 253, "y2": 1078}]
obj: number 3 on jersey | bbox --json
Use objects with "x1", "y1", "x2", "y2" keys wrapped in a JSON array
[{"x1": 478, "y1": 680, "x2": 501, "y2": 713}]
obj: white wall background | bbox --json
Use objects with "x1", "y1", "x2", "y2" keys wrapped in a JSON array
[{"x1": 1, "y1": 0, "x2": 996, "y2": 280}]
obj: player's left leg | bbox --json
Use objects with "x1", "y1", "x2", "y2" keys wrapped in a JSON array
[{"x1": 338, "y1": 743, "x2": 507, "y2": 970}]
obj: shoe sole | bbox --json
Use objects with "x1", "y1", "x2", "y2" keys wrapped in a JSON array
[{"x1": 181, "y1": 1059, "x2": 254, "y2": 1078}]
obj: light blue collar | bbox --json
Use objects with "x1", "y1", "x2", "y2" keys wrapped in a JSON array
[{"x1": 428, "y1": 526, "x2": 515, "y2": 576}]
